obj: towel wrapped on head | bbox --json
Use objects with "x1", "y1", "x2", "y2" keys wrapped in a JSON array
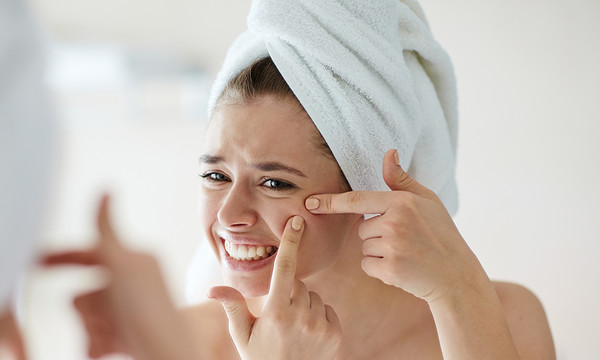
[{"x1": 208, "y1": 0, "x2": 459, "y2": 215}]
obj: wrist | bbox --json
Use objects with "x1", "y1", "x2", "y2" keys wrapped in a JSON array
[{"x1": 427, "y1": 261, "x2": 493, "y2": 310}]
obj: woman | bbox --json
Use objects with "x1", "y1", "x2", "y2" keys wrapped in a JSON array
[
  {"x1": 185, "y1": 56, "x2": 554, "y2": 359},
  {"x1": 46, "y1": 0, "x2": 555, "y2": 359}
]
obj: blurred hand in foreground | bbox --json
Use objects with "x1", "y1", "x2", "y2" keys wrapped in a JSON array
[{"x1": 43, "y1": 195, "x2": 201, "y2": 360}]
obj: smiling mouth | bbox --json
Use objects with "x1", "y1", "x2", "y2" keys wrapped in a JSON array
[{"x1": 223, "y1": 240, "x2": 278, "y2": 261}]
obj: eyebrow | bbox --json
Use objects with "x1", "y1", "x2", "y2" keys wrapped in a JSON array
[
  {"x1": 199, "y1": 154, "x2": 224, "y2": 164},
  {"x1": 199, "y1": 154, "x2": 306, "y2": 178},
  {"x1": 252, "y1": 162, "x2": 306, "y2": 177}
]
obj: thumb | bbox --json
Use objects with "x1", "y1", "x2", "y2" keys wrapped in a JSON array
[
  {"x1": 208, "y1": 286, "x2": 255, "y2": 344},
  {"x1": 382, "y1": 149, "x2": 431, "y2": 197}
]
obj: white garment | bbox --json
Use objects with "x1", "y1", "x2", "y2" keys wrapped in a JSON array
[{"x1": 0, "y1": 0, "x2": 56, "y2": 309}]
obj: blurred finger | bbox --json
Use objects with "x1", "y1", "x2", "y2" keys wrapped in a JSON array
[
  {"x1": 77, "y1": 301, "x2": 123, "y2": 360},
  {"x1": 42, "y1": 251, "x2": 101, "y2": 267},
  {"x1": 96, "y1": 194, "x2": 120, "y2": 249},
  {"x1": 73, "y1": 290, "x2": 106, "y2": 315},
  {"x1": 268, "y1": 216, "x2": 304, "y2": 306},
  {"x1": 86, "y1": 320, "x2": 120, "y2": 359}
]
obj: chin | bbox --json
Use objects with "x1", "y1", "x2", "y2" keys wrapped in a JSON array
[{"x1": 224, "y1": 272, "x2": 272, "y2": 298}]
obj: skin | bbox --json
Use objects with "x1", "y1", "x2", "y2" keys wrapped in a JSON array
[
  {"x1": 198, "y1": 96, "x2": 360, "y2": 298},
  {"x1": 44, "y1": 197, "x2": 341, "y2": 360},
  {"x1": 43, "y1": 196, "x2": 203, "y2": 360},
  {"x1": 187, "y1": 95, "x2": 556, "y2": 359},
  {"x1": 208, "y1": 216, "x2": 342, "y2": 360},
  {"x1": 43, "y1": 95, "x2": 555, "y2": 359},
  {"x1": 0, "y1": 306, "x2": 26, "y2": 360}
]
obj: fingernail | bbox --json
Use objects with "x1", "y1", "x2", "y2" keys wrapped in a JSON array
[
  {"x1": 291, "y1": 216, "x2": 304, "y2": 231},
  {"x1": 394, "y1": 149, "x2": 400, "y2": 165},
  {"x1": 305, "y1": 197, "x2": 320, "y2": 211}
]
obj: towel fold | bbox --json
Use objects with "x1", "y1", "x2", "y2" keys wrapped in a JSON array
[{"x1": 208, "y1": 0, "x2": 459, "y2": 214}]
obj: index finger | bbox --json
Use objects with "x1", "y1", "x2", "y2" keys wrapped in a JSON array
[
  {"x1": 96, "y1": 194, "x2": 122, "y2": 252},
  {"x1": 42, "y1": 251, "x2": 101, "y2": 267},
  {"x1": 267, "y1": 215, "x2": 305, "y2": 306},
  {"x1": 305, "y1": 191, "x2": 392, "y2": 215}
]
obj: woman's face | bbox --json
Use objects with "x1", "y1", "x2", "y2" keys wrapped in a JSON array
[{"x1": 199, "y1": 96, "x2": 360, "y2": 297}]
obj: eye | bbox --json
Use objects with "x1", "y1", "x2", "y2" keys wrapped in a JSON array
[
  {"x1": 261, "y1": 178, "x2": 296, "y2": 191},
  {"x1": 199, "y1": 171, "x2": 230, "y2": 183}
]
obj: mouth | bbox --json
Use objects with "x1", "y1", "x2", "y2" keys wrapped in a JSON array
[{"x1": 223, "y1": 239, "x2": 278, "y2": 261}]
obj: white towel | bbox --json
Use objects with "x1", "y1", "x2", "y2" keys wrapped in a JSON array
[{"x1": 208, "y1": 0, "x2": 459, "y2": 214}]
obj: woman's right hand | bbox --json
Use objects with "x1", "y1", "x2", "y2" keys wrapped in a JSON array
[{"x1": 208, "y1": 216, "x2": 342, "y2": 360}]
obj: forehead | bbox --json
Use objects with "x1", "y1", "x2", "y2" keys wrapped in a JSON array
[{"x1": 204, "y1": 97, "x2": 321, "y2": 160}]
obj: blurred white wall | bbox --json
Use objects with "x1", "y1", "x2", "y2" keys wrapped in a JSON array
[{"x1": 18, "y1": 0, "x2": 600, "y2": 359}]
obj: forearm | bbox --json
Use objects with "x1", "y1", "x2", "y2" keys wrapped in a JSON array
[{"x1": 428, "y1": 272, "x2": 520, "y2": 360}]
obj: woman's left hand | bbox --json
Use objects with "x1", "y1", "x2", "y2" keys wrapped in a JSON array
[{"x1": 304, "y1": 149, "x2": 486, "y2": 303}]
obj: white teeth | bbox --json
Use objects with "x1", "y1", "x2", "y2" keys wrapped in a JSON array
[
  {"x1": 238, "y1": 245, "x2": 248, "y2": 258},
  {"x1": 256, "y1": 247, "x2": 265, "y2": 257},
  {"x1": 224, "y1": 241, "x2": 277, "y2": 261}
]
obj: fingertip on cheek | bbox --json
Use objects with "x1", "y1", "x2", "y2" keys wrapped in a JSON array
[{"x1": 305, "y1": 197, "x2": 320, "y2": 211}]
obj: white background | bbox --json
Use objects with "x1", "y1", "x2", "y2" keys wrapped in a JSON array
[{"x1": 19, "y1": 0, "x2": 600, "y2": 359}]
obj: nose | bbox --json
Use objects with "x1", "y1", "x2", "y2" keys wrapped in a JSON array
[{"x1": 217, "y1": 182, "x2": 258, "y2": 230}]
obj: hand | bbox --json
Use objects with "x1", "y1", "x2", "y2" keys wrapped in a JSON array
[
  {"x1": 0, "y1": 306, "x2": 26, "y2": 360},
  {"x1": 208, "y1": 216, "x2": 342, "y2": 360},
  {"x1": 304, "y1": 149, "x2": 486, "y2": 303},
  {"x1": 43, "y1": 195, "x2": 200, "y2": 360}
]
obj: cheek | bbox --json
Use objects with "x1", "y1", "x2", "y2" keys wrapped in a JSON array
[
  {"x1": 259, "y1": 200, "x2": 309, "y2": 237},
  {"x1": 259, "y1": 199, "x2": 348, "y2": 261}
]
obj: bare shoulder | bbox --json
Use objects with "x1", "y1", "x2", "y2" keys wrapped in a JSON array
[
  {"x1": 492, "y1": 281, "x2": 556, "y2": 359},
  {"x1": 179, "y1": 301, "x2": 240, "y2": 359}
]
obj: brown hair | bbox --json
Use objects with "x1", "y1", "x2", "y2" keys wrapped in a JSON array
[
  {"x1": 216, "y1": 57, "x2": 297, "y2": 106},
  {"x1": 214, "y1": 57, "x2": 350, "y2": 190}
]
